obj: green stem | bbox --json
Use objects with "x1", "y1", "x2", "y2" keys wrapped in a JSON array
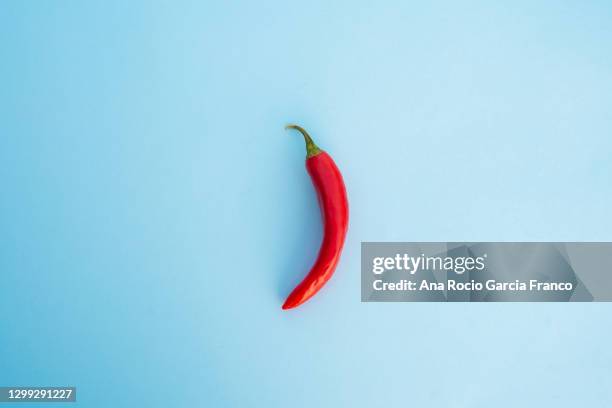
[{"x1": 286, "y1": 124, "x2": 322, "y2": 158}]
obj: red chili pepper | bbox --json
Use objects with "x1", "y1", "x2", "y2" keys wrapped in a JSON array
[{"x1": 282, "y1": 125, "x2": 349, "y2": 310}]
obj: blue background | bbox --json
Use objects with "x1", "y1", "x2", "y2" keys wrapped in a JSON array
[{"x1": 2, "y1": 1, "x2": 612, "y2": 406}]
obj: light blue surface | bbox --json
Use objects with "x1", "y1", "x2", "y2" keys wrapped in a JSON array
[{"x1": 2, "y1": 1, "x2": 612, "y2": 406}]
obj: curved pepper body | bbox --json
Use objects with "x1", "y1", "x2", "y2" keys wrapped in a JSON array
[{"x1": 282, "y1": 127, "x2": 349, "y2": 310}]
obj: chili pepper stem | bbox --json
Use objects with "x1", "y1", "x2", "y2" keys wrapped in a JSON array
[{"x1": 286, "y1": 124, "x2": 323, "y2": 158}]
